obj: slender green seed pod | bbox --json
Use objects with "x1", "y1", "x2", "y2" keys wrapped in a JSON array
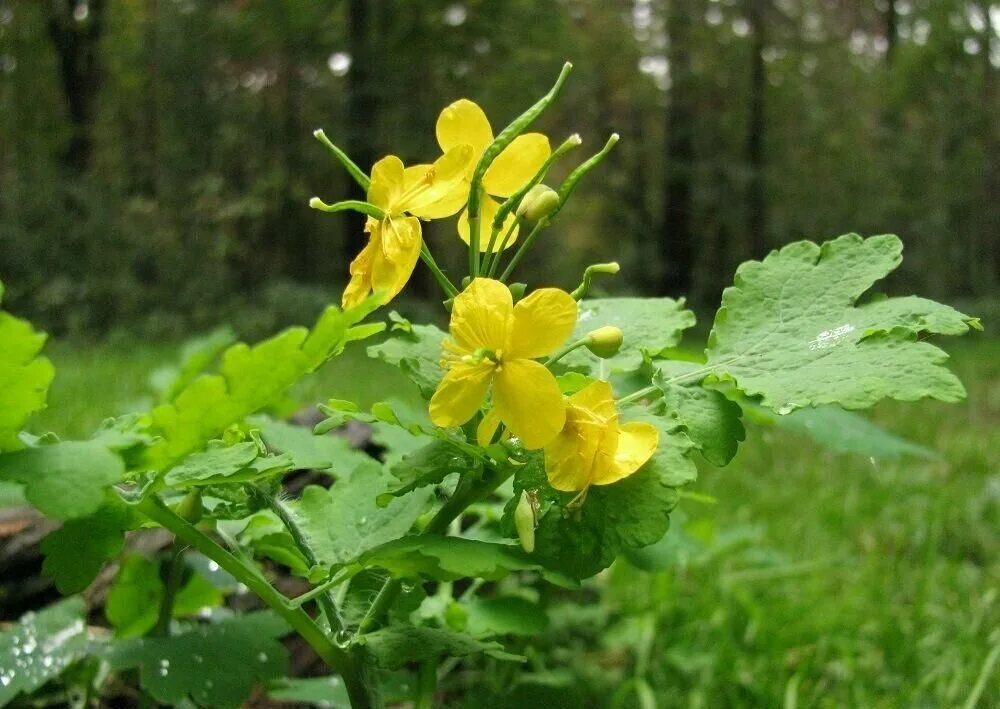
[{"x1": 515, "y1": 490, "x2": 537, "y2": 553}]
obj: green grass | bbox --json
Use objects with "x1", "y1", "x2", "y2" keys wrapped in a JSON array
[{"x1": 27, "y1": 334, "x2": 999, "y2": 708}]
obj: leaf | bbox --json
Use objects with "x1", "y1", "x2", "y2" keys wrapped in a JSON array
[
  {"x1": 366, "y1": 323, "x2": 447, "y2": 398},
  {"x1": 0, "y1": 598, "x2": 91, "y2": 706},
  {"x1": 748, "y1": 403, "x2": 939, "y2": 460},
  {"x1": 149, "y1": 326, "x2": 237, "y2": 402},
  {"x1": 143, "y1": 298, "x2": 382, "y2": 472},
  {"x1": 380, "y1": 439, "x2": 477, "y2": 506},
  {"x1": 163, "y1": 440, "x2": 302, "y2": 488},
  {"x1": 267, "y1": 676, "x2": 350, "y2": 706},
  {"x1": 41, "y1": 501, "x2": 134, "y2": 594},
  {"x1": 463, "y1": 597, "x2": 549, "y2": 638},
  {"x1": 0, "y1": 441, "x2": 125, "y2": 520},
  {"x1": 253, "y1": 415, "x2": 371, "y2": 477},
  {"x1": 358, "y1": 625, "x2": 517, "y2": 670},
  {"x1": 289, "y1": 460, "x2": 433, "y2": 567},
  {"x1": 655, "y1": 378, "x2": 745, "y2": 466},
  {"x1": 0, "y1": 282, "x2": 55, "y2": 452},
  {"x1": 562, "y1": 297, "x2": 696, "y2": 373},
  {"x1": 704, "y1": 234, "x2": 979, "y2": 413},
  {"x1": 505, "y1": 445, "x2": 688, "y2": 579},
  {"x1": 350, "y1": 535, "x2": 575, "y2": 587},
  {"x1": 103, "y1": 612, "x2": 289, "y2": 709},
  {"x1": 105, "y1": 555, "x2": 165, "y2": 638}
]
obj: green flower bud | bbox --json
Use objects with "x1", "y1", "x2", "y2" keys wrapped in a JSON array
[
  {"x1": 514, "y1": 490, "x2": 537, "y2": 553},
  {"x1": 584, "y1": 326, "x2": 624, "y2": 359},
  {"x1": 176, "y1": 490, "x2": 203, "y2": 524},
  {"x1": 508, "y1": 282, "x2": 527, "y2": 301},
  {"x1": 516, "y1": 184, "x2": 560, "y2": 223}
]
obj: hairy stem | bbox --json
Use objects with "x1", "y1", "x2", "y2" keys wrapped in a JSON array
[{"x1": 153, "y1": 546, "x2": 186, "y2": 637}]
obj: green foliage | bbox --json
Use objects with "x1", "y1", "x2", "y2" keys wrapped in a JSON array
[
  {"x1": 0, "y1": 441, "x2": 124, "y2": 520},
  {"x1": 40, "y1": 501, "x2": 135, "y2": 594},
  {"x1": 0, "y1": 599, "x2": 91, "y2": 706},
  {"x1": 103, "y1": 612, "x2": 289, "y2": 709},
  {"x1": 654, "y1": 378, "x2": 745, "y2": 466},
  {"x1": 358, "y1": 625, "x2": 514, "y2": 670},
  {"x1": 366, "y1": 323, "x2": 447, "y2": 398},
  {"x1": 143, "y1": 299, "x2": 383, "y2": 471},
  {"x1": 289, "y1": 460, "x2": 433, "y2": 568},
  {"x1": 380, "y1": 439, "x2": 478, "y2": 505},
  {"x1": 705, "y1": 234, "x2": 979, "y2": 413},
  {"x1": 462, "y1": 597, "x2": 550, "y2": 638},
  {"x1": 0, "y1": 282, "x2": 55, "y2": 452},
  {"x1": 163, "y1": 440, "x2": 301, "y2": 488},
  {"x1": 562, "y1": 297, "x2": 697, "y2": 373}
]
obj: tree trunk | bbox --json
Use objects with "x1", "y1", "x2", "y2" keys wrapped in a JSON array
[
  {"x1": 745, "y1": 0, "x2": 767, "y2": 260},
  {"x1": 884, "y1": 0, "x2": 897, "y2": 67},
  {"x1": 47, "y1": 0, "x2": 105, "y2": 174},
  {"x1": 659, "y1": 0, "x2": 696, "y2": 296}
]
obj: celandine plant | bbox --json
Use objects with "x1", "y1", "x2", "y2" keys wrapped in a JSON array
[{"x1": 0, "y1": 63, "x2": 981, "y2": 708}]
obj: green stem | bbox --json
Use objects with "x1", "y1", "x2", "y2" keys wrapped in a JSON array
[
  {"x1": 153, "y1": 546, "x2": 186, "y2": 637},
  {"x1": 617, "y1": 384, "x2": 660, "y2": 407},
  {"x1": 308, "y1": 198, "x2": 385, "y2": 220},
  {"x1": 131, "y1": 496, "x2": 379, "y2": 705},
  {"x1": 415, "y1": 661, "x2": 437, "y2": 709},
  {"x1": 253, "y1": 487, "x2": 345, "y2": 635},
  {"x1": 485, "y1": 219, "x2": 520, "y2": 278},
  {"x1": 544, "y1": 338, "x2": 589, "y2": 367},
  {"x1": 355, "y1": 464, "x2": 513, "y2": 636},
  {"x1": 420, "y1": 244, "x2": 460, "y2": 298},
  {"x1": 499, "y1": 218, "x2": 549, "y2": 282}
]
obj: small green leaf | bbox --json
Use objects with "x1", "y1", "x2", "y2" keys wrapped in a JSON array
[
  {"x1": 380, "y1": 440, "x2": 477, "y2": 506},
  {"x1": 41, "y1": 501, "x2": 134, "y2": 594},
  {"x1": 254, "y1": 415, "x2": 371, "y2": 476},
  {"x1": 366, "y1": 323, "x2": 447, "y2": 398},
  {"x1": 0, "y1": 282, "x2": 55, "y2": 452},
  {"x1": 289, "y1": 460, "x2": 432, "y2": 567},
  {"x1": 463, "y1": 597, "x2": 550, "y2": 638},
  {"x1": 0, "y1": 598, "x2": 91, "y2": 706},
  {"x1": 106, "y1": 555, "x2": 165, "y2": 638},
  {"x1": 0, "y1": 441, "x2": 125, "y2": 520},
  {"x1": 705, "y1": 234, "x2": 978, "y2": 412},
  {"x1": 562, "y1": 297, "x2": 696, "y2": 373},
  {"x1": 103, "y1": 612, "x2": 289, "y2": 709},
  {"x1": 358, "y1": 625, "x2": 518, "y2": 670},
  {"x1": 655, "y1": 379, "x2": 745, "y2": 466},
  {"x1": 350, "y1": 535, "x2": 575, "y2": 587}
]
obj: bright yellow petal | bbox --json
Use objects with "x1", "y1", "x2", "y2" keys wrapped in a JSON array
[
  {"x1": 341, "y1": 236, "x2": 377, "y2": 308},
  {"x1": 403, "y1": 164, "x2": 468, "y2": 220},
  {"x1": 457, "y1": 198, "x2": 519, "y2": 252},
  {"x1": 482, "y1": 133, "x2": 550, "y2": 198},
  {"x1": 506, "y1": 287, "x2": 578, "y2": 360},
  {"x1": 567, "y1": 380, "x2": 617, "y2": 421},
  {"x1": 595, "y1": 421, "x2": 659, "y2": 486},
  {"x1": 449, "y1": 278, "x2": 513, "y2": 353},
  {"x1": 367, "y1": 155, "x2": 405, "y2": 211},
  {"x1": 401, "y1": 145, "x2": 474, "y2": 216},
  {"x1": 429, "y1": 362, "x2": 495, "y2": 428},
  {"x1": 476, "y1": 406, "x2": 503, "y2": 447},
  {"x1": 543, "y1": 411, "x2": 598, "y2": 492},
  {"x1": 436, "y1": 99, "x2": 493, "y2": 157},
  {"x1": 494, "y1": 359, "x2": 565, "y2": 449},
  {"x1": 369, "y1": 217, "x2": 421, "y2": 303}
]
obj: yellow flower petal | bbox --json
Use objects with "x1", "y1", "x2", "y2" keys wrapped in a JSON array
[
  {"x1": 506, "y1": 287, "x2": 578, "y2": 360},
  {"x1": 544, "y1": 407, "x2": 600, "y2": 492},
  {"x1": 403, "y1": 164, "x2": 468, "y2": 220},
  {"x1": 567, "y1": 380, "x2": 617, "y2": 420},
  {"x1": 400, "y1": 145, "x2": 474, "y2": 216},
  {"x1": 476, "y1": 406, "x2": 503, "y2": 447},
  {"x1": 595, "y1": 421, "x2": 659, "y2": 486},
  {"x1": 367, "y1": 156, "x2": 405, "y2": 212},
  {"x1": 342, "y1": 237, "x2": 377, "y2": 308},
  {"x1": 493, "y1": 359, "x2": 565, "y2": 449},
  {"x1": 456, "y1": 198, "x2": 519, "y2": 252},
  {"x1": 449, "y1": 278, "x2": 513, "y2": 353},
  {"x1": 368, "y1": 217, "x2": 421, "y2": 304},
  {"x1": 482, "y1": 133, "x2": 550, "y2": 198},
  {"x1": 436, "y1": 99, "x2": 493, "y2": 157},
  {"x1": 429, "y1": 362, "x2": 495, "y2": 428}
]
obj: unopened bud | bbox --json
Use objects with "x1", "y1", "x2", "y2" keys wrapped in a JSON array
[
  {"x1": 176, "y1": 490, "x2": 203, "y2": 524},
  {"x1": 516, "y1": 184, "x2": 560, "y2": 223},
  {"x1": 585, "y1": 326, "x2": 624, "y2": 359},
  {"x1": 514, "y1": 490, "x2": 537, "y2": 553},
  {"x1": 508, "y1": 282, "x2": 527, "y2": 301}
]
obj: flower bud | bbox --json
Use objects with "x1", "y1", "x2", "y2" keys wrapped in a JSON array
[
  {"x1": 514, "y1": 490, "x2": 537, "y2": 553},
  {"x1": 176, "y1": 490, "x2": 203, "y2": 524},
  {"x1": 584, "y1": 326, "x2": 624, "y2": 359},
  {"x1": 516, "y1": 184, "x2": 560, "y2": 223},
  {"x1": 508, "y1": 282, "x2": 527, "y2": 301}
]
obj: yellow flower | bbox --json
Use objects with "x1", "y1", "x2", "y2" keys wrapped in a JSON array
[
  {"x1": 436, "y1": 100, "x2": 551, "y2": 252},
  {"x1": 342, "y1": 146, "x2": 473, "y2": 308},
  {"x1": 544, "y1": 380, "x2": 659, "y2": 497},
  {"x1": 429, "y1": 278, "x2": 577, "y2": 449}
]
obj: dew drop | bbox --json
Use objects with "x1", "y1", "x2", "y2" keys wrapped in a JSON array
[
  {"x1": 158, "y1": 659, "x2": 170, "y2": 677},
  {"x1": 0, "y1": 674, "x2": 11, "y2": 687},
  {"x1": 205, "y1": 680, "x2": 214, "y2": 689},
  {"x1": 257, "y1": 652, "x2": 268, "y2": 663},
  {"x1": 193, "y1": 654, "x2": 204, "y2": 664},
  {"x1": 333, "y1": 630, "x2": 352, "y2": 648},
  {"x1": 208, "y1": 561, "x2": 220, "y2": 572}
]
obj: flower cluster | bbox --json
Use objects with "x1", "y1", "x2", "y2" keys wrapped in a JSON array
[{"x1": 313, "y1": 68, "x2": 656, "y2": 504}]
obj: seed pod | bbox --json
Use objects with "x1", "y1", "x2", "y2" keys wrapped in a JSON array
[{"x1": 176, "y1": 490, "x2": 203, "y2": 524}]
